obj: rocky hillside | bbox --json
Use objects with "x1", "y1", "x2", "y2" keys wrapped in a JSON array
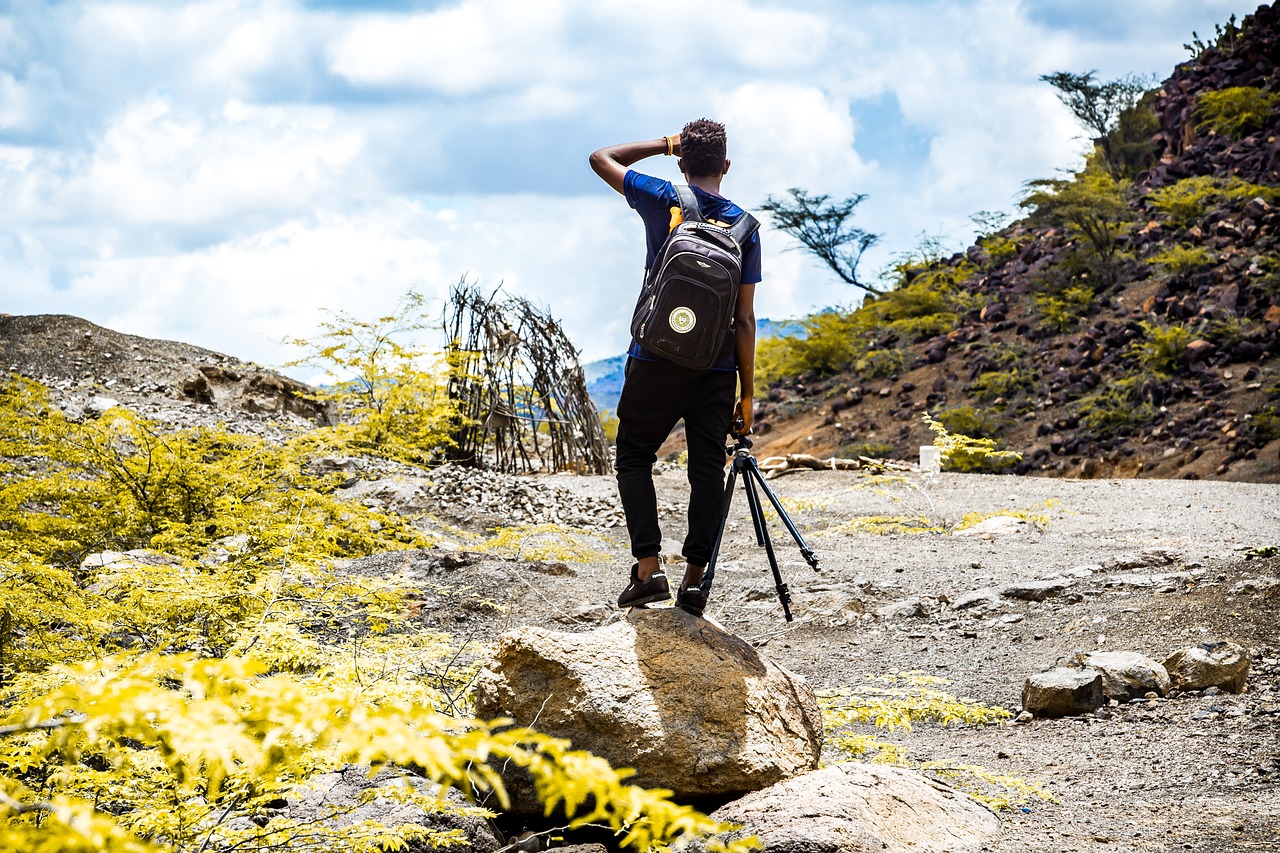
[
  {"x1": 0, "y1": 313, "x2": 330, "y2": 429},
  {"x1": 745, "y1": 4, "x2": 1280, "y2": 483}
]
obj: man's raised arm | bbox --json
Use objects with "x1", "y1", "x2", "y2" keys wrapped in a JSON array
[{"x1": 589, "y1": 135, "x2": 681, "y2": 195}]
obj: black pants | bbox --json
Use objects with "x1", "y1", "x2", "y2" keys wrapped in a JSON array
[{"x1": 615, "y1": 358, "x2": 737, "y2": 566}]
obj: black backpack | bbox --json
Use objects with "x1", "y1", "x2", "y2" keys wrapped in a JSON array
[{"x1": 630, "y1": 185, "x2": 759, "y2": 370}]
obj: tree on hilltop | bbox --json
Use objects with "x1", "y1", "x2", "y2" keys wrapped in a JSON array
[{"x1": 761, "y1": 188, "x2": 884, "y2": 296}]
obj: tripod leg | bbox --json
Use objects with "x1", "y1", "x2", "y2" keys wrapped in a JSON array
[
  {"x1": 743, "y1": 459, "x2": 821, "y2": 571},
  {"x1": 741, "y1": 467, "x2": 793, "y2": 622},
  {"x1": 700, "y1": 459, "x2": 740, "y2": 597}
]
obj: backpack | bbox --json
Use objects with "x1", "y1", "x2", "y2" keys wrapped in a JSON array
[{"x1": 630, "y1": 184, "x2": 759, "y2": 370}]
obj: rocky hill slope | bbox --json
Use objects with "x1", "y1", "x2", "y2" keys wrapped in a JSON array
[
  {"x1": 0, "y1": 313, "x2": 329, "y2": 429},
  {"x1": 745, "y1": 4, "x2": 1280, "y2": 483}
]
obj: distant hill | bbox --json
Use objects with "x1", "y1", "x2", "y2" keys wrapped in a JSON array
[
  {"x1": 743, "y1": 3, "x2": 1280, "y2": 483},
  {"x1": 583, "y1": 317, "x2": 804, "y2": 414}
]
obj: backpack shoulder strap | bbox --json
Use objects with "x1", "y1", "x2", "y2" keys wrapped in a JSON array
[
  {"x1": 728, "y1": 210, "x2": 760, "y2": 244},
  {"x1": 673, "y1": 184, "x2": 704, "y2": 223}
]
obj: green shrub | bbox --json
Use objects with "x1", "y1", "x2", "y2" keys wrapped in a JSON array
[
  {"x1": 1133, "y1": 321, "x2": 1193, "y2": 376},
  {"x1": 855, "y1": 346, "x2": 917, "y2": 379},
  {"x1": 1149, "y1": 244, "x2": 1215, "y2": 275},
  {"x1": 1146, "y1": 175, "x2": 1280, "y2": 228},
  {"x1": 1072, "y1": 377, "x2": 1156, "y2": 437},
  {"x1": 1036, "y1": 285, "x2": 1095, "y2": 332},
  {"x1": 1020, "y1": 161, "x2": 1135, "y2": 286},
  {"x1": 1247, "y1": 405, "x2": 1280, "y2": 445},
  {"x1": 967, "y1": 369, "x2": 1035, "y2": 403},
  {"x1": 934, "y1": 406, "x2": 1004, "y2": 439},
  {"x1": 978, "y1": 233, "x2": 1027, "y2": 264},
  {"x1": 922, "y1": 413, "x2": 1020, "y2": 473},
  {"x1": 844, "y1": 441, "x2": 896, "y2": 459},
  {"x1": 1196, "y1": 86, "x2": 1280, "y2": 138}
]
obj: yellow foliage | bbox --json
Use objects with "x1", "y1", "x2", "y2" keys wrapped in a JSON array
[
  {"x1": 0, "y1": 376, "x2": 755, "y2": 852},
  {"x1": 922, "y1": 412, "x2": 1021, "y2": 473},
  {"x1": 818, "y1": 673, "x2": 1054, "y2": 811},
  {"x1": 953, "y1": 500, "x2": 1063, "y2": 534},
  {"x1": 479, "y1": 524, "x2": 612, "y2": 563}
]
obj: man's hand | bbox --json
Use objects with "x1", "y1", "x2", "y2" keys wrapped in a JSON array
[
  {"x1": 589, "y1": 134, "x2": 680, "y2": 195},
  {"x1": 734, "y1": 396, "x2": 754, "y2": 435}
]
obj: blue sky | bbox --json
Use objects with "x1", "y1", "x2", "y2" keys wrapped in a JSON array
[{"x1": 0, "y1": 0, "x2": 1245, "y2": 378}]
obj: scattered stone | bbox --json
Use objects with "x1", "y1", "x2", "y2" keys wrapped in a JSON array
[
  {"x1": 281, "y1": 765, "x2": 501, "y2": 852},
  {"x1": 1061, "y1": 650, "x2": 1173, "y2": 700},
  {"x1": 1230, "y1": 577, "x2": 1280, "y2": 595},
  {"x1": 1022, "y1": 668, "x2": 1106, "y2": 717},
  {"x1": 471, "y1": 609, "x2": 823, "y2": 808},
  {"x1": 1164, "y1": 642, "x2": 1251, "y2": 694},
  {"x1": 951, "y1": 587, "x2": 1000, "y2": 611},
  {"x1": 875, "y1": 597, "x2": 924, "y2": 619},
  {"x1": 85, "y1": 395, "x2": 121, "y2": 418},
  {"x1": 1001, "y1": 577, "x2": 1074, "y2": 601},
  {"x1": 954, "y1": 515, "x2": 1028, "y2": 537},
  {"x1": 684, "y1": 763, "x2": 999, "y2": 853}
]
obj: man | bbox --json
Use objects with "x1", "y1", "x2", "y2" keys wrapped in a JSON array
[{"x1": 588, "y1": 118, "x2": 761, "y2": 616}]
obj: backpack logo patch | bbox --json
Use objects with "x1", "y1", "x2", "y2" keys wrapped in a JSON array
[{"x1": 669, "y1": 307, "x2": 697, "y2": 334}]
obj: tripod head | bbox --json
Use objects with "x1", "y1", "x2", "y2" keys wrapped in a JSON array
[{"x1": 727, "y1": 418, "x2": 754, "y2": 454}]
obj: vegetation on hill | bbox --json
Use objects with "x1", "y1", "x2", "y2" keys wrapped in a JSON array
[{"x1": 751, "y1": 5, "x2": 1280, "y2": 482}]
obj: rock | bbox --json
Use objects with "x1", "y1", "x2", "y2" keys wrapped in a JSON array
[
  {"x1": 1022, "y1": 668, "x2": 1106, "y2": 718},
  {"x1": 1164, "y1": 642, "x2": 1251, "y2": 693},
  {"x1": 875, "y1": 597, "x2": 924, "y2": 619},
  {"x1": 85, "y1": 395, "x2": 121, "y2": 417},
  {"x1": 683, "y1": 763, "x2": 999, "y2": 853},
  {"x1": 281, "y1": 765, "x2": 502, "y2": 852},
  {"x1": 951, "y1": 587, "x2": 1001, "y2": 611},
  {"x1": 471, "y1": 609, "x2": 822, "y2": 807},
  {"x1": 1061, "y1": 650, "x2": 1172, "y2": 700},
  {"x1": 1001, "y1": 577, "x2": 1073, "y2": 602},
  {"x1": 1230, "y1": 576, "x2": 1280, "y2": 595},
  {"x1": 953, "y1": 515, "x2": 1027, "y2": 537}
]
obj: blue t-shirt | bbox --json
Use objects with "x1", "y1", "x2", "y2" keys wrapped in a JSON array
[{"x1": 624, "y1": 169, "x2": 762, "y2": 371}]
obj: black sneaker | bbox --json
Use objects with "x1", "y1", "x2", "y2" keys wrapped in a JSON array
[
  {"x1": 675, "y1": 585, "x2": 708, "y2": 617},
  {"x1": 617, "y1": 564, "x2": 670, "y2": 608}
]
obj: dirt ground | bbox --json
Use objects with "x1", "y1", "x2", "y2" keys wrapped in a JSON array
[{"x1": 359, "y1": 467, "x2": 1280, "y2": 853}]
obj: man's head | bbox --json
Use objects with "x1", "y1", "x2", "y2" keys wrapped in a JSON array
[{"x1": 679, "y1": 118, "x2": 729, "y2": 179}]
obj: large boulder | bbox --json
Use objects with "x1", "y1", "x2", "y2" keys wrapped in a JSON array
[
  {"x1": 1164, "y1": 641, "x2": 1251, "y2": 693},
  {"x1": 1022, "y1": 667, "x2": 1105, "y2": 717},
  {"x1": 1060, "y1": 650, "x2": 1172, "y2": 700},
  {"x1": 471, "y1": 609, "x2": 822, "y2": 807},
  {"x1": 682, "y1": 763, "x2": 999, "y2": 853}
]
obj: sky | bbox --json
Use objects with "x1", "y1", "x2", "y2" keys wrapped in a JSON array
[{"x1": 0, "y1": 0, "x2": 1249, "y2": 380}]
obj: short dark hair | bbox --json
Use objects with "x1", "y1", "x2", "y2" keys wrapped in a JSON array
[{"x1": 680, "y1": 118, "x2": 727, "y2": 178}]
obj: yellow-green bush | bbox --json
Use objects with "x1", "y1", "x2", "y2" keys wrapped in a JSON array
[
  {"x1": 1146, "y1": 175, "x2": 1280, "y2": 228},
  {"x1": 1149, "y1": 244, "x2": 1215, "y2": 275},
  {"x1": 1133, "y1": 320, "x2": 1193, "y2": 376},
  {"x1": 0, "y1": 376, "x2": 752, "y2": 853},
  {"x1": 1036, "y1": 285, "x2": 1095, "y2": 332},
  {"x1": 1196, "y1": 86, "x2": 1280, "y2": 138},
  {"x1": 966, "y1": 368, "x2": 1035, "y2": 403},
  {"x1": 818, "y1": 672, "x2": 1054, "y2": 810},
  {"x1": 933, "y1": 405, "x2": 1004, "y2": 439},
  {"x1": 922, "y1": 413, "x2": 1020, "y2": 473},
  {"x1": 1072, "y1": 377, "x2": 1156, "y2": 437}
]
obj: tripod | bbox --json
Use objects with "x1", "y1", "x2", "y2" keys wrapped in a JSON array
[{"x1": 698, "y1": 430, "x2": 820, "y2": 622}]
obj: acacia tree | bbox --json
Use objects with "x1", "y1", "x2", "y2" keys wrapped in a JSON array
[
  {"x1": 1041, "y1": 71, "x2": 1153, "y2": 179},
  {"x1": 760, "y1": 188, "x2": 883, "y2": 296}
]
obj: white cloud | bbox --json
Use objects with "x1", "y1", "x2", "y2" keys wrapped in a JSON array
[{"x1": 0, "y1": 0, "x2": 1253, "y2": 375}]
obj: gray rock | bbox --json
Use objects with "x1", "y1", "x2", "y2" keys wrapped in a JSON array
[
  {"x1": 472, "y1": 609, "x2": 822, "y2": 809},
  {"x1": 1164, "y1": 642, "x2": 1251, "y2": 693},
  {"x1": 85, "y1": 395, "x2": 121, "y2": 417},
  {"x1": 875, "y1": 597, "x2": 924, "y2": 619},
  {"x1": 1001, "y1": 577, "x2": 1073, "y2": 602},
  {"x1": 283, "y1": 765, "x2": 501, "y2": 852},
  {"x1": 1022, "y1": 668, "x2": 1106, "y2": 717},
  {"x1": 1060, "y1": 650, "x2": 1172, "y2": 700},
  {"x1": 683, "y1": 762, "x2": 999, "y2": 853},
  {"x1": 951, "y1": 587, "x2": 1000, "y2": 611},
  {"x1": 1230, "y1": 576, "x2": 1280, "y2": 595}
]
